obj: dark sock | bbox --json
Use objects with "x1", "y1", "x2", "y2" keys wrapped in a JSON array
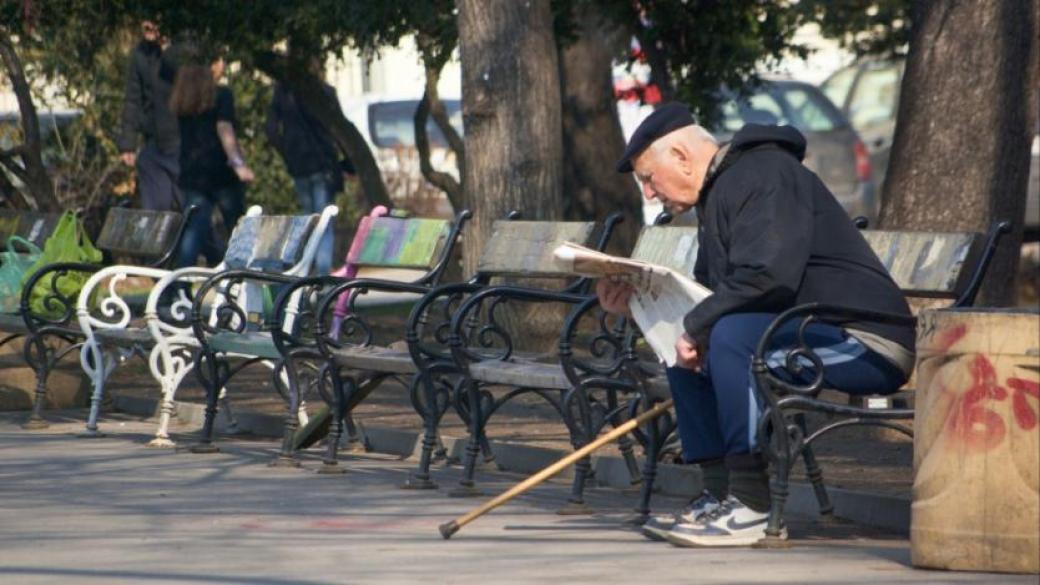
[
  {"x1": 693, "y1": 457, "x2": 729, "y2": 500},
  {"x1": 725, "y1": 453, "x2": 771, "y2": 513}
]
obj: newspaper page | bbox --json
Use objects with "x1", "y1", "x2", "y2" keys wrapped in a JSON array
[{"x1": 553, "y1": 242, "x2": 711, "y2": 366}]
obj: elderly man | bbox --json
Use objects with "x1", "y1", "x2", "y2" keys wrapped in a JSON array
[{"x1": 598, "y1": 103, "x2": 915, "y2": 547}]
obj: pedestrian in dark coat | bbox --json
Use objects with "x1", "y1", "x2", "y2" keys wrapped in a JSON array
[{"x1": 117, "y1": 20, "x2": 181, "y2": 211}]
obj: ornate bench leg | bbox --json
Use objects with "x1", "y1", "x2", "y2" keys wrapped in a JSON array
[
  {"x1": 147, "y1": 344, "x2": 193, "y2": 448},
  {"x1": 630, "y1": 399, "x2": 663, "y2": 524},
  {"x1": 21, "y1": 335, "x2": 54, "y2": 430},
  {"x1": 794, "y1": 413, "x2": 833, "y2": 516},
  {"x1": 317, "y1": 369, "x2": 350, "y2": 475},
  {"x1": 271, "y1": 359, "x2": 302, "y2": 468},
  {"x1": 404, "y1": 373, "x2": 442, "y2": 489},
  {"x1": 560, "y1": 385, "x2": 594, "y2": 515},
  {"x1": 450, "y1": 380, "x2": 486, "y2": 498},
  {"x1": 81, "y1": 342, "x2": 115, "y2": 438},
  {"x1": 607, "y1": 389, "x2": 641, "y2": 486},
  {"x1": 190, "y1": 351, "x2": 223, "y2": 454}
]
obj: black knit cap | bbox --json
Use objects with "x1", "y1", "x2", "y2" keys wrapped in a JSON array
[{"x1": 615, "y1": 102, "x2": 697, "y2": 173}]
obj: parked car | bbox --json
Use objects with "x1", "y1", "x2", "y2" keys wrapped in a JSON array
[
  {"x1": 340, "y1": 95, "x2": 462, "y2": 217},
  {"x1": 629, "y1": 79, "x2": 878, "y2": 225},
  {"x1": 822, "y1": 59, "x2": 1039, "y2": 239}
]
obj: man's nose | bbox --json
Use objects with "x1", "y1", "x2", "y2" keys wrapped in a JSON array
[{"x1": 642, "y1": 181, "x2": 655, "y2": 201}]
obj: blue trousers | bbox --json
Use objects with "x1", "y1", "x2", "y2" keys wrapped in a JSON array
[
  {"x1": 177, "y1": 186, "x2": 245, "y2": 267},
  {"x1": 667, "y1": 313, "x2": 907, "y2": 462},
  {"x1": 292, "y1": 172, "x2": 337, "y2": 275}
]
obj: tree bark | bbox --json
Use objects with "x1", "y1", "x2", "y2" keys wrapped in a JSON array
[
  {"x1": 256, "y1": 51, "x2": 392, "y2": 210},
  {"x1": 456, "y1": 0, "x2": 564, "y2": 275},
  {"x1": 0, "y1": 32, "x2": 59, "y2": 211},
  {"x1": 881, "y1": 0, "x2": 1038, "y2": 306},
  {"x1": 560, "y1": 13, "x2": 641, "y2": 254}
]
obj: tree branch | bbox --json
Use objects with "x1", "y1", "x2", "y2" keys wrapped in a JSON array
[
  {"x1": 0, "y1": 30, "x2": 58, "y2": 210},
  {"x1": 414, "y1": 91, "x2": 463, "y2": 211}
]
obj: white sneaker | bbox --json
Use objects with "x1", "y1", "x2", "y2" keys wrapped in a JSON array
[
  {"x1": 641, "y1": 490, "x2": 720, "y2": 541},
  {"x1": 663, "y1": 495, "x2": 787, "y2": 547}
]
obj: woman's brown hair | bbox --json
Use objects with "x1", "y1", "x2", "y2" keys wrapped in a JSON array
[{"x1": 169, "y1": 63, "x2": 216, "y2": 116}]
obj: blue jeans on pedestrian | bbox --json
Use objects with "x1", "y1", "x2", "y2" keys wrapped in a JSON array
[
  {"x1": 666, "y1": 312, "x2": 908, "y2": 463},
  {"x1": 292, "y1": 171, "x2": 336, "y2": 275},
  {"x1": 177, "y1": 186, "x2": 246, "y2": 268}
]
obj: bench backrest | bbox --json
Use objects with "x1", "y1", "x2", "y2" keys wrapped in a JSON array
[
  {"x1": 95, "y1": 207, "x2": 185, "y2": 259},
  {"x1": 0, "y1": 211, "x2": 62, "y2": 247},
  {"x1": 476, "y1": 220, "x2": 598, "y2": 277},
  {"x1": 223, "y1": 212, "x2": 319, "y2": 273},
  {"x1": 631, "y1": 225, "x2": 700, "y2": 273},
  {"x1": 348, "y1": 216, "x2": 452, "y2": 270},
  {"x1": 861, "y1": 230, "x2": 982, "y2": 300}
]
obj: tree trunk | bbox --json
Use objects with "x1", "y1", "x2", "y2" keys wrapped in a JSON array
[
  {"x1": 881, "y1": 0, "x2": 1038, "y2": 306},
  {"x1": 560, "y1": 13, "x2": 641, "y2": 254},
  {"x1": 456, "y1": 0, "x2": 564, "y2": 275},
  {"x1": 255, "y1": 52, "x2": 391, "y2": 210},
  {"x1": 0, "y1": 32, "x2": 59, "y2": 211},
  {"x1": 415, "y1": 55, "x2": 464, "y2": 212}
]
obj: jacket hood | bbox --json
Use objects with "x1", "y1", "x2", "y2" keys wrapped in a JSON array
[{"x1": 730, "y1": 123, "x2": 806, "y2": 162}]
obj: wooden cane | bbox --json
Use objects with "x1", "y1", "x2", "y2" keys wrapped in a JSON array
[{"x1": 439, "y1": 398, "x2": 674, "y2": 539}]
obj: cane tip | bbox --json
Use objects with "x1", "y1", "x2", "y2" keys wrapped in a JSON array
[{"x1": 439, "y1": 520, "x2": 460, "y2": 540}]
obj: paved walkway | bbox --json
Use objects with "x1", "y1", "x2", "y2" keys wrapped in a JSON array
[{"x1": 0, "y1": 412, "x2": 1026, "y2": 585}]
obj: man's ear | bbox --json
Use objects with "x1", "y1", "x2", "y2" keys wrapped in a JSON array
[{"x1": 670, "y1": 143, "x2": 693, "y2": 175}]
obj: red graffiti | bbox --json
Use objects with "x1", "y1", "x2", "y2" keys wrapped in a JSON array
[
  {"x1": 1007, "y1": 377, "x2": 1040, "y2": 431},
  {"x1": 936, "y1": 323, "x2": 968, "y2": 351},
  {"x1": 946, "y1": 355, "x2": 1008, "y2": 453}
]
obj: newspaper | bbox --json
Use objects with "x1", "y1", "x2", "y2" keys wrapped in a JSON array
[{"x1": 553, "y1": 242, "x2": 711, "y2": 366}]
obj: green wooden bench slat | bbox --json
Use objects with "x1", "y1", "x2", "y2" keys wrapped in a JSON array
[
  {"x1": 862, "y1": 230, "x2": 979, "y2": 296},
  {"x1": 96, "y1": 208, "x2": 183, "y2": 258},
  {"x1": 0, "y1": 211, "x2": 61, "y2": 246},
  {"x1": 477, "y1": 220, "x2": 597, "y2": 277},
  {"x1": 631, "y1": 226, "x2": 700, "y2": 274},
  {"x1": 350, "y1": 217, "x2": 450, "y2": 269}
]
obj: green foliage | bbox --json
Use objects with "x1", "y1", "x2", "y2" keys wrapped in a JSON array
[{"x1": 795, "y1": 0, "x2": 912, "y2": 58}]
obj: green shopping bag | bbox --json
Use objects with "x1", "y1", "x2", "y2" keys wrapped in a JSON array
[
  {"x1": 20, "y1": 211, "x2": 103, "y2": 318},
  {"x1": 0, "y1": 236, "x2": 43, "y2": 313}
]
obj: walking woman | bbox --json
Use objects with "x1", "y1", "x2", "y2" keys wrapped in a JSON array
[{"x1": 169, "y1": 54, "x2": 253, "y2": 267}]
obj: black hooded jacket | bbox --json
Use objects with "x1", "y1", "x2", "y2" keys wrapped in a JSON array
[
  {"x1": 683, "y1": 123, "x2": 915, "y2": 351},
  {"x1": 117, "y1": 40, "x2": 179, "y2": 155}
]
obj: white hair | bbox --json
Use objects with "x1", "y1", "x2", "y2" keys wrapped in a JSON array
[{"x1": 649, "y1": 124, "x2": 717, "y2": 156}]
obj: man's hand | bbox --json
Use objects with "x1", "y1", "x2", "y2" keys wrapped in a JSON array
[
  {"x1": 675, "y1": 332, "x2": 702, "y2": 372},
  {"x1": 120, "y1": 152, "x2": 136, "y2": 167},
  {"x1": 595, "y1": 278, "x2": 634, "y2": 317},
  {"x1": 234, "y1": 164, "x2": 255, "y2": 183}
]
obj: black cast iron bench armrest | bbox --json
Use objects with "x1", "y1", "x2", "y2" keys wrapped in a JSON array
[
  {"x1": 447, "y1": 284, "x2": 590, "y2": 366},
  {"x1": 190, "y1": 268, "x2": 297, "y2": 349},
  {"x1": 20, "y1": 261, "x2": 105, "y2": 333},
  {"x1": 752, "y1": 302, "x2": 917, "y2": 398}
]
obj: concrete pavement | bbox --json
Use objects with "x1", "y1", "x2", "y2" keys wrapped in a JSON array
[{"x1": 0, "y1": 412, "x2": 1030, "y2": 585}]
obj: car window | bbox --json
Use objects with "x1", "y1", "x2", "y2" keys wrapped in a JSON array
[
  {"x1": 847, "y1": 67, "x2": 900, "y2": 130},
  {"x1": 369, "y1": 100, "x2": 463, "y2": 149},
  {"x1": 719, "y1": 92, "x2": 787, "y2": 132},
  {"x1": 821, "y1": 66, "x2": 857, "y2": 110},
  {"x1": 776, "y1": 86, "x2": 841, "y2": 132}
]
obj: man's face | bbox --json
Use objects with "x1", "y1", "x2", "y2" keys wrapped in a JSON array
[
  {"x1": 632, "y1": 144, "x2": 700, "y2": 214},
  {"x1": 141, "y1": 21, "x2": 159, "y2": 43}
]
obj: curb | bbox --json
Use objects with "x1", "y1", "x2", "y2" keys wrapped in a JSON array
[{"x1": 112, "y1": 393, "x2": 910, "y2": 534}]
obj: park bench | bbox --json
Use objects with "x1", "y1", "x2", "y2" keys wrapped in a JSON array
[
  {"x1": 0, "y1": 210, "x2": 62, "y2": 357},
  {"x1": 399, "y1": 216, "x2": 630, "y2": 496},
  {"x1": 545, "y1": 219, "x2": 1013, "y2": 529},
  {"x1": 278, "y1": 215, "x2": 621, "y2": 485},
  {"x1": 747, "y1": 219, "x2": 1012, "y2": 543},
  {"x1": 76, "y1": 204, "x2": 337, "y2": 445},
  {"x1": 186, "y1": 210, "x2": 471, "y2": 467},
  {"x1": 5, "y1": 206, "x2": 195, "y2": 430}
]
